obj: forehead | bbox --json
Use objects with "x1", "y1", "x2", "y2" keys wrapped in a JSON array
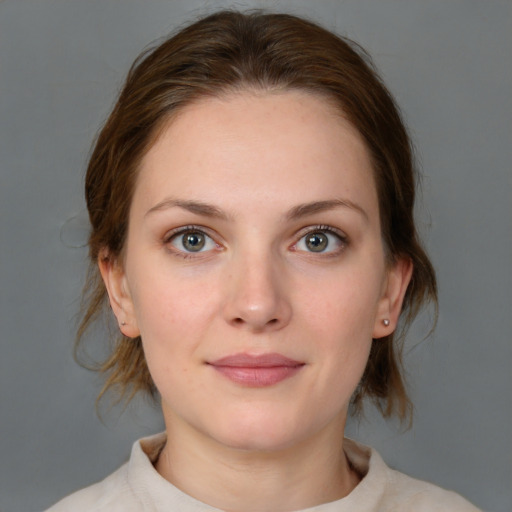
[{"x1": 134, "y1": 90, "x2": 378, "y2": 218}]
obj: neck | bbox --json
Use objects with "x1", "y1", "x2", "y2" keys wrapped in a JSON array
[{"x1": 155, "y1": 414, "x2": 360, "y2": 512}]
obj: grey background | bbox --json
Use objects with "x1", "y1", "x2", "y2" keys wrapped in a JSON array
[{"x1": 0, "y1": 1, "x2": 510, "y2": 511}]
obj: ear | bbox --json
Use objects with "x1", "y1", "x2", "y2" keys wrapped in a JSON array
[
  {"x1": 373, "y1": 257, "x2": 413, "y2": 339},
  {"x1": 98, "y1": 249, "x2": 140, "y2": 338}
]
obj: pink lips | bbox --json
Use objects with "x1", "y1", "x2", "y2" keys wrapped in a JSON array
[{"x1": 208, "y1": 353, "x2": 304, "y2": 387}]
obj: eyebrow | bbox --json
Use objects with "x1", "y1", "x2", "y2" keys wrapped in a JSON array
[
  {"x1": 145, "y1": 198, "x2": 230, "y2": 220},
  {"x1": 145, "y1": 197, "x2": 367, "y2": 221},
  {"x1": 285, "y1": 199, "x2": 368, "y2": 221}
]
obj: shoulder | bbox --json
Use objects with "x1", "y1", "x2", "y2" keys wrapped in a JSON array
[
  {"x1": 44, "y1": 463, "x2": 138, "y2": 512},
  {"x1": 343, "y1": 439, "x2": 481, "y2": 512},
  {"x1": 45, "y1": 432, "x2": 168, "y2": 512},
  {"x1": 383, "y1": 467, "x2": 481, "y2": 512}
]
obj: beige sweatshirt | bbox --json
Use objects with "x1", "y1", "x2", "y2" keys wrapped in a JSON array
[{"x1": 46, "y1": 433, "x2": 481, "y2": 512}]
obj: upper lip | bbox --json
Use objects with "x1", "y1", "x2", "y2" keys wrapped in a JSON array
[{"x1": 208, "y1": 353, "x2": 304, "y2": 368}]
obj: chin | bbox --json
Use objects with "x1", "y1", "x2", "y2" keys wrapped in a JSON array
[{"x1": 205, "y1": 410, "x2": 313, "y2": 453}]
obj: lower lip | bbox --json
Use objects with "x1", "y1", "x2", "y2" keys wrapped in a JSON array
[{"x1": 211, "y1": 365, "x2": 303, "y2": 387}]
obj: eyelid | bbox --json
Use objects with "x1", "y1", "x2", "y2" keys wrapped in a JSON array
[
  {"x1": 294, "y1": 224, "x2": 348, "y2": 241},
  {"x1": 163, "y1": 224, "x2": 217, "y2": 243}
]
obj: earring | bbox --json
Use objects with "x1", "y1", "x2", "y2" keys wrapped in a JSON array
[
  {"x1": 120, "y1": 321, "x2": 126, "y2": 326},
  {"x1": 383, "y1": 319, "x2": 390, "y2": 327}
]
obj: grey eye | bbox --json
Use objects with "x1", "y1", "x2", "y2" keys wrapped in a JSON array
[
  {"x1": 305, "y1": 232, "x2": 328, "y2": 252},
  {"x1": 169, "y1": 229, "x2": 216, "y2": 253},
  {"x1": 182, "y1": 232, "x2": 206, "y2": 252},
  {"x1": 295, "y1": 229, "x2": 346, "y2": 254}
]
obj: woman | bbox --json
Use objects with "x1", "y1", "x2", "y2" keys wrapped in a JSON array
[{"x1": 47, "y1": 10, "x2": 479, "y2": 511}]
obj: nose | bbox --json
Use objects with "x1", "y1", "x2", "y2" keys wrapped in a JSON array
[{"x1": 222, "y1": 252, "x2": 292, "y2": 333}]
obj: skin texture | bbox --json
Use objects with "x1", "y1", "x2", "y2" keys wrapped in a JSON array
[{"x1": 100, "y1": 91, "x2": 412, "y2": 511}]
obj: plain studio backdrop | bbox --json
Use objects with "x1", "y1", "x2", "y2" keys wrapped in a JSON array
[{"x1": 0, "y1": 1, "x2": 510, "y2": 511}]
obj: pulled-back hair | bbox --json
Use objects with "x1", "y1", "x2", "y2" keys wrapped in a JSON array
[{"x1": 78, "y1": 10, "x2": 437, "y2": 421}]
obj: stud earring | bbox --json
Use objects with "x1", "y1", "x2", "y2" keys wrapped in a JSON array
[
  {"x1": 120, "y1": 321, "x2": 126, "y2": 326},
  {"x1": 383, "y1": 319, "x2": 390, "y2": 327}
]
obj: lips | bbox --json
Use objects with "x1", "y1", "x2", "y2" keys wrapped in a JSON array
[{"x1": 207, "y1": 353, "x2": 304, "y2": 387}]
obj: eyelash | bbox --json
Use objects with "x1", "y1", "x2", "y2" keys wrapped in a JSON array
[{"x1": 163, "y1": 224, "x2": 349, "y2": 258}]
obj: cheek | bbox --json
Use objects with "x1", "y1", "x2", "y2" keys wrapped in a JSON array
[
  {"x1": 128, "y1": 262, "x2": 221, "y2": 340},
  {"x1": 127, "y1": 270, "x2": 226, "y2": 400},
  {"x1": 298, "y1": 267, "x2": 382, "y2": 386},
  {"x1": 300, "y1": 267, "x2": 383, "y2": 339},
  {"x1": 130, "y1": 273, "x2": 218, "y2": 392}
]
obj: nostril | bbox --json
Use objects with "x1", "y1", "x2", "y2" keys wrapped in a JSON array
[{"x1": 230, "y1": 317, "x2": 279, "y2": 328}]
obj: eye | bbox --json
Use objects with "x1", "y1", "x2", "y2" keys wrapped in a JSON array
[
  {"x1": 167, "y1": 228, "x2": 217, "y2": 254},
  {"x1": 294, "y1": 228, "x2": 347, "y2": 254}
]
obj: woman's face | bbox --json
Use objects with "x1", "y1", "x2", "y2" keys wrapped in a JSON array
[{"x1": 102, "y1": 91, "x2": 411, "y2": 451}]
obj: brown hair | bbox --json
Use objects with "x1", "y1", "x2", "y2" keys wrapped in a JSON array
[{"x1": 78, "y1": 10, "x2": 437, "y2": 420}]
